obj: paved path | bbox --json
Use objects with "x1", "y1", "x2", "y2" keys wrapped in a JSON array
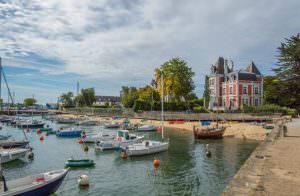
[{"x1": 259, "y1": 118, "x2": 300, "y2": 196}]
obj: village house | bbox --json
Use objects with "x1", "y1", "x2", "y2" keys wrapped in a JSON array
[
  {"x1": 94, "y1": 96, "x2": 121, "y2": 106},
  {"x1": 208, "y1": 57, "x2": 263, "y2": 110}
]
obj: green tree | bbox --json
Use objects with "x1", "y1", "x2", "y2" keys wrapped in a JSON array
[
  {"x1": 60, "y1": 92, "x2": 74, "y2": 107},
  {"x1": 137, "y1": 85, "x2": 160, "y2": 103},
  {"x1": 121, "y1": 86, "x2": 139, "y2": 108},
  {"x1": 76, "y1": 88, "x2": 96, "y2": 107},
  {"x1": 24, "y1": 98, "x2": 36, "y2": 106},
  {"x1": 274, "y1": 33, "x2": 300, "y2": 110},
  {"x1": 203, "y1": 75, "x2": 210, "y2": 108},
  {"x1": 154, "y1": 58, "x2": 195, "y2": 102},
  {"x1": 263, "y1": 76, "x2": 282, "y2": 105}
]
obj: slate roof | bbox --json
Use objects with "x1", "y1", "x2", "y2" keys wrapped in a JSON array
[{"x1": 245, "y1": 61, "x2": 261, "y2": 75}]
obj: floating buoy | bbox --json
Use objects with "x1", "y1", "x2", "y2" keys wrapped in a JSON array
[
  {"x1": 121, "y1": 151, "x2": 128, "y2": 160},
  {"x1": 153, "y1": 159, "x2": 160, "y2": 168},
  {"x1": 205, "y1": 144, "x2": 211, "y2": 157},
  {"x1": 78, "y1": 175, "x2": 89, "y2": 187},
  {"x1": 37, "y1": 130, "x2": 41, "y2": 135},
  {"x1": 83, "y1": 145, "x2": 89, "y2": 152},
  {"x1": 39, "y1": 136, "x2": 44, "y2": 141},
  {"x1": 45, "y1": 132, "x2": 49, "y2": 136},
  {"x1": 78, "y1": 139, "x2": 83, "y2": 144}
]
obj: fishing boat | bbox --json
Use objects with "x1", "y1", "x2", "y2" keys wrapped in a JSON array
[
  {"x1": 0, "y1": 148, "x2": 31, "y2": 163},
  {"x1": 82, "y1": 132, "x2": 116, "y2": 143},
  {"x1": 104, "y1": 122, "x2": 120, "y2": 129},
  {"x1": 95, "y1": 130, "x2": 144, "y2": 151},
  {"x1": 77, "y1": 120, "x2": 98, "y2": 126},
  {"x1": 56, "y1": 128, "x2": 82, "y2": 137},
  {"x1": 0, "y1": 169, "x2": 69, "y2": 196},
  {"x1": 17, "y1": 120, "x2": 45, "y2": 129},
  {"x1": 136, "y1": 124, "x2": 158, "y2": 132},
  {"x1": 123, "y1": 140, "x2": 169, "y2": 156},
  {"x1": 193, "y1": 126, "x2": 226, "y2": 139},
  {"x1": 65, "y1": 159, "x2": 95, "y2": 167}
]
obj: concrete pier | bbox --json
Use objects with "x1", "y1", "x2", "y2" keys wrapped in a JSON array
[{"x1": 222, "y1": 118, "x2": 300, "y2": 196}]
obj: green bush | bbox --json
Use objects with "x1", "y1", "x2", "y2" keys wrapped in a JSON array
[
  {"x1": 242, "y1": 104, "x2": 297, "y2": 116},
  {"x1": 193, "y1": 106, "x2": 208, "y2": 113}
]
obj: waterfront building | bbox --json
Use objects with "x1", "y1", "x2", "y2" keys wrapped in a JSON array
[
  {"x1": 94, "y1": 96, "x2": 121, "y2": 106},
  {"x1": 208, "y1": 57, "x2": 263, "y2": 110}
]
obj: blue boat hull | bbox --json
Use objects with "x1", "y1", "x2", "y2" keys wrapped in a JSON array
[
  {"x1": 15, "y1": 171, "x2": 68, "y2": 196},
  {"x1": 56, "y1": 130, "x2": 82, "y2": 137}
]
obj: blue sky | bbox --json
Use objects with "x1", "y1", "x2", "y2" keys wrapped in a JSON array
[{"x1": 0, "y1": 0, "x2": 300, "y2": 104}]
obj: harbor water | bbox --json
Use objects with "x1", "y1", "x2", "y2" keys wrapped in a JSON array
[{"x1": 1, "y1": 117, "x2": 259, "y2": 196}]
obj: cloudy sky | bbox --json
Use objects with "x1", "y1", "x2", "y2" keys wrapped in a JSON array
[{"x1": 0, "y1": 0, "x2": 299, "y2": 103}]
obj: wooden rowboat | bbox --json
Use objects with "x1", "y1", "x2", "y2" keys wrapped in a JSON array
[{"x1": 193, "y1": 126, "x2": 226, "y2": 139}]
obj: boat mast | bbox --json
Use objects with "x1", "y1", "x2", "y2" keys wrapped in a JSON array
[
  {"x1": 0, "y1": 57, "x2": 2, "y2": 111},
  {"x1": 161, "y1": 70, "x2": 164, "y2": 139}
]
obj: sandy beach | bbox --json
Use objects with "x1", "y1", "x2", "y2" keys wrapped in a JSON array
[{"x1": 59, "y1": 114, "x2": 270, "y2": 140}]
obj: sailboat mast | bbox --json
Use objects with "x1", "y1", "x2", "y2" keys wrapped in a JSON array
[
  {"x1": 161, "y1": 70, "x2": 164, "y2": 139},
  {"x1": 0, "y1": 57, "x2": 2, "y2": 111}
]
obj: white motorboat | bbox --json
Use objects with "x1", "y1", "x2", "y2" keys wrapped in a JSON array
[
  {"x1": 56, "y1": 118, "x2": 78, "y2": 124},
  {"x1": 77, "y1": 120, "x2": 98, "y2": 126},
  {"x1": 137, "y1": 124, "x2": 158, "y2": 132},
  {"x1": 0, "y1": 169, "x2": 69, "y2": 195},
  {"x1": 82, "y1": 132, "x2": 116, "y2": 143},
  {"x1": 104, "y1": 122, "x2": 120, "y2": 129},
  {"x1": 0, "y1": 148, "x2": 31, "y2": 163},
  {"x1": 95, "y1": 130, "x2": 144, "y2": 151},
  {"x1": 123, "y1": 140, "x2": 169, "y2": 156}
]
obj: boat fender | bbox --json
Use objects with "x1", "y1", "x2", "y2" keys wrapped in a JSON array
[
  {"x1": 153, "y1": 159, "x2": 160, "y2": 168},
  {"x1": 78, "y1": 175, "x2": 89, "y2": 186}
]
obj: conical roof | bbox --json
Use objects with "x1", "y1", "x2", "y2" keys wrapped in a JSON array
[{"x1": 245, "y1": 61, "x2": 261, "y2": 75}]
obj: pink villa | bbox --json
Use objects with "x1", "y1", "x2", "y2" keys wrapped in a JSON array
[{"x1": 208, "y1": 57, "x2": 263, "y2": 110}]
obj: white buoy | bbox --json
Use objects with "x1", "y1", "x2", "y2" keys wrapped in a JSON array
[{"x1": 78, "y1": 175, "x2": 89, "y2": 186}]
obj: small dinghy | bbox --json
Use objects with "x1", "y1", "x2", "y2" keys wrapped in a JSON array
[
  {"x1": 193, "y1": 126, "x2": 225, "y2": 139},
  {"x1": 104, "y1": 122, "x2": 120, "y2": 129},
  {"x1": 56, "y1": 128, "x2": 82, "y2": 138},
  {"x1": 0, "y1": 169, "x2": 69, "y2": 196},
  {"x1": 82, "y1": 132, "x2": 116, "y2": 143},
  {"x1": 77, "y1": 120, "x2": 98, "y2": 126},
  {"x1": 65, "y1": 159, "x2": 95, "y2": 168},
  {"x1": 0, "y1": 140, "x2": 30, "y2": 149},
  {"x1": 0, "y1": 148, "x2": 31, "y2": 164},
  {"x1": 137, "y1": 124, "x2": 158, "y2": 132}
]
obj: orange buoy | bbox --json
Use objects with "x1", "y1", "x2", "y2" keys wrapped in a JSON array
[
  {"x1": 39, "y1": 136, "x2": 44, "y2": 141},
  {"x1": 78, "y1": 139, "x2": 83, "y2": 144},
  {"x1": 153, "y1": 159, "x2": 160, "y2": 168}
]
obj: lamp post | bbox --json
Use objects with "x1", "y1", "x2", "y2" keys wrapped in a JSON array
[{"x1": 161, "y1": 69, "x2": 164, "y2": 139}]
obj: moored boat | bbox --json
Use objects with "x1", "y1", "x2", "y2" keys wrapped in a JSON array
[
  {"x1": 82, "y1": 132, "x2": 116, "y2": 143},
  {"x1": 1, "y1": 169, "x2": 69, "y2": 196},
  {"x1": 136, "y1": 124, "x2": 158, "y2": 132},
  {"x1": 65, "y1": 159, "x2": 95, "y2": 167},
  {"x1": 56, "y1": 128, "x2": 82, "y2": 138},
  {"x1": 37, "y1": 127, "x2": 56, "y2": 134},
  {"x1": 193, "y1": 126, "x2": 226, "y2": 139},
  {"x1": 95, "y1": 130, "x2": 144, "y2": 151},
  {"x1": 0, "y1": 148, "x2": 31, "y2": 164},
  {"x1": 123, "y1": 140, "x2": 169, "y2": 156},
  {"x1": 104, "y1": 122, "x2": 120, "y2": 129},
  {"x1": 17, "y1": 120, "x2": 45, "y2": 129},
  {"x1": 56, "y1": 118, "x2": 78, "y2": 124},
  {"x1": 0, "y1": 140, "x2": 30, "y2": 149}
]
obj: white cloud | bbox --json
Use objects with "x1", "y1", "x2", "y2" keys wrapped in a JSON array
[{"x1": 0, "y1": 0, "x2": 300, "y2": 100}]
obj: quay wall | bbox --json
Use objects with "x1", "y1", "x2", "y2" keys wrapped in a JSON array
[
  {"x1": 65, "y1": 108, "x2": 280, "y2": 122},
  {"x1": 222, "y1": 120, "x2": 285, "y2": 195}
]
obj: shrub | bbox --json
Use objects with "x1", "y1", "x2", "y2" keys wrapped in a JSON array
[{"x1": 193, "y1": 106, "x2": 208, "y2": 113}]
